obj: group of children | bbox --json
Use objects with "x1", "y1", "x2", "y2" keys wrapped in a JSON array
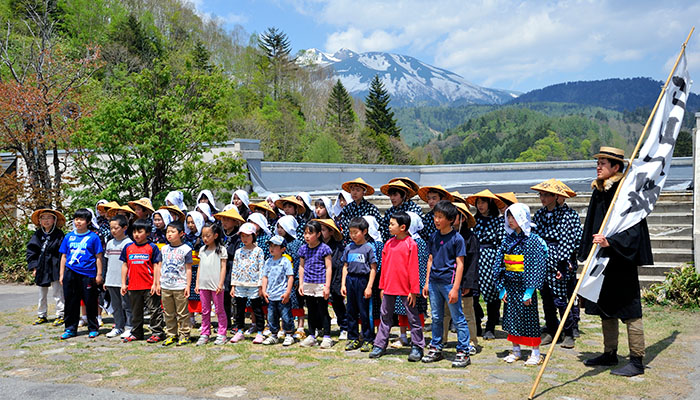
[{"x1": 27, "y1": 175, "x2": 583, "y2": 368}]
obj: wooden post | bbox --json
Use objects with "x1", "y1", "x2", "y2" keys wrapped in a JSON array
[{"x1": 528, "y1": 27, "x2": 695, "y2": 400}]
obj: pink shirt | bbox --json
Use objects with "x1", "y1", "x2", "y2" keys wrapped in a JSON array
[{"x1": 379, "y1": 236, "x2": 420, "y2": 296}]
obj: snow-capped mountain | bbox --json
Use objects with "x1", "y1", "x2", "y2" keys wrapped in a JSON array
[{"x1": 297, "y1": 48, "x2": 519, "y2": 106}]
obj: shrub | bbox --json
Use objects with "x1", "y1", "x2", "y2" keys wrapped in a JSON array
[
  {"x1": 0, "y1": 220, "x2": 34, "y2": 283},
  {"x1": 642, "y1": 264, "x2": 700, "y2": 309}
]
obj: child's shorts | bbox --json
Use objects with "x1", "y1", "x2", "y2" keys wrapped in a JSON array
[
  {"x1": 234, "y1": 286, "x2": 259, "y2": 299},
  {"x1": 302, "y1": 282, "x2": 325, "y2": 297}
]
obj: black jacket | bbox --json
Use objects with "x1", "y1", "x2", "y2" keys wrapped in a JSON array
[{"x1": 26, "y1": 228, "x2": 65, "y2": 287}]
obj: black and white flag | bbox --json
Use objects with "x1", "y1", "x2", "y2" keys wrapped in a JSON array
[{"x1": 580, "y1": 52, "x2": 691, "y2": 302}]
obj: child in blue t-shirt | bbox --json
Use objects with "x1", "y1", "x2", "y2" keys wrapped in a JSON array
[
  {"x1": 341, "y1": 217, "x2": 377, "y2": 352},
  {"x1": 261, "y1": 235, "x2": 294, "y2": 346},
  {"x1": 59, "y1": 209, "x2": 104, "y2": 339},
  {"x1": 421, "y1": 201, "x2": 470, "y2": 368}
]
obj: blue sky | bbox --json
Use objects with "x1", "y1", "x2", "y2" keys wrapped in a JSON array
[{"x1": 191, "y1": 0, "x2": 700, "y2": 94}]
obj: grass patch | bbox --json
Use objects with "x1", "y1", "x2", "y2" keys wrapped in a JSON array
[{"x1": 0, "y1": 302, "x2": 697, "y2": 399}]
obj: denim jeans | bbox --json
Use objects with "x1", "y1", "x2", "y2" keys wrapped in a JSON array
[
  {"x1": 429, "y1": 281, "x2": 470, "y2": 352},
  {"x1": 268, "y1": 300, "x2": 294, "y2": 334}
]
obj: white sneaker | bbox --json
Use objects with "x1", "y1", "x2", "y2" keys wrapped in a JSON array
[
  {"x1": 390, "y1": 337, "x2": 409, "y2": 349},
  {"x1": 214, "y1": 335, "x2": 227, "y2": 345},
  {"x1": 106, "y1": 328, "x2": 123, "y2": 338},
  {"x1": 120, "y1": 329, "x2": 132, "y2": 339},
  {"x1": 338, "y1": 330, "x2": 348, "y2": 341},
  {"x1": 78, "y1": 317, "x2": 87, "y2": 327},
  {"x1": 277, "y1": 330, "x2": 286, "y2": 339},
  {"x1": 263, "y1": 335, "x2": 279, "y2": 345},
  {"x1": 299, "y1": 336, "x2": 317, "y2": 347},
  {"x1": 282, "y1": 335, "x2": 295, "y2": 346},
  {"x1": 196, "y1": 335, "x2": 209, "y2": 346},
  {"x1": 320, "y1": 337, "x2": 333, "y2": 349},
  {"x1": 263, "y1": 328, "x2": 271, "y2": 337}
]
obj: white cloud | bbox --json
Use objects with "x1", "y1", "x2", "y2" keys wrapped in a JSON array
[{"x1": 289, "y1": 0, "x2": 700, "y2": 89}]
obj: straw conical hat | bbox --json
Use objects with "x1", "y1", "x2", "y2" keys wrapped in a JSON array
[
  {"x1": 214, "y1": 207, "x2": 245, "y2": 224},
  {"x1": 380, "y1": 180, "x2": 416, "y2": 198},
  {"x1": 160, "y1": 205, "x2": 185, "y2": 222},
  {"x1": 417, "y1": 185, "x2": 453, "y2": 202},
  {"x1": 531, "y1": 179, "x2": 570, "y2": 198},
  {"x1": 450, "y1": 191, "x2": 468, "y2": 205},
  {"x1": 315, "y1": 218, "x2": 343, "y2": 242},
  {"x1": 453, "y1": 202, "x2": 476, "y2": 229},
  {"x1": 31, "y1": 208, "x2": 66, "y2": 228},
  {"x1": 466, "y1": 189, "x2": 506, "y2": 209},
  {"x1": 274, "y1": 196, "x2": 306, "y2": 214},
  {"x1": 555, "y1": 181, "x2": 577, "y2": 198},
  {"x1": 250, "y1": 201, "x2": 277, "y2": 217},
  {"x1": 341, "y1": 177, "x2": 375, "y2": 196},
  {"x1": 97, "y1": 201, "x2": 120, "y2": 214},
  {"x1": 107, "y1": 205, "x2": 136, "y2": 218},
  {"x1": 127, "y1": 198, "x2": 155, "y2": 214},
  {"x1": 495, "y1": 192, "x2": 518, "y2": 206},
  {"x1": 388, "y1": 177, "x2": 420, "y2": 196}
]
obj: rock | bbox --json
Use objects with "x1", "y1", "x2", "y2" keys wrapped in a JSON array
[
  {"x1": 297, "y1": 362, "x2": 319, "y2": 369},
  {"x1": 485, "y1": 388, "x2": 499, "y2": 395},
  {"x1": 262, "y1": 370, "x2": 276, "y2": 376},
  {"x1": 0, "y1": 349, "x2": 27, "y2": 357},
  {"x1": 162, "y1": 387, "x2": 187, "y2": 394},
  {"x1": 271, "y1": 358, "x2": 296, "y2": 366},
  {"x1": 153, "y1": 353, "x2": 176, "y2": 360},
  {"x1": 41, "y1": 347, "x2": 66, "y2": 355},
  {"x1": 48, "y1": 354, "x2": 73, "y2": 361},
  {"x1": 4, "y1": 368, "x2": 33, "y2": 377},
  {"x1": 216, "y1": 354, "x2": 241, "y2": 362},
  {"x1": 94, "y1": 346, "x2": 119, "y2": 352},
  {"x1": 248, "y1": 354, "x2": 264, "y2": 361},
  {"x1": 191, "y1": 355, "x2": 205, "y2": 363},
  {"x1": 224, "y1": 363, "x2": 241, "y2": 370},
  {"x1": 215, "y1": 386, "x2": 247, "y2": 398},
  {"x1": 383, "y1": 356, "x2": 405, "y2": 363},
  {"x1": 84, "y1": 373, "x2": 103, "y2": 383},
  {"x1": 111, "y1": 368, "x2": 129, "y2": 377},
  {"x1": 125, "y1": 378, "x2": 146, "y2": 387}
]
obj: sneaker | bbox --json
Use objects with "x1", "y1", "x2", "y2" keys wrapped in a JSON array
[
  {"x1": 88, "y1": 330, "x2": 100, "y2": 339},
  {"x1": 338, "y1": 330, "x2": 348, "y2": 341},
  {"x1": 503, "y1": 353, "x2": 521, "y2": 363},
  {"x1": 421, "y1": 346, "x2": 444, "y2": 363},
  {"x1": 196, "y1": 335, "x2": 209, "y2": 346},
  {"x1": 163, "y1": 336, "x2": 177, "y2": 347},
  {"x1": 282, "y1": 335, "x2": 295, "y2": 346},
  {"x1": 122, "y1": 335, "x2": 138, "y2": 343},
  {"x1": 368, "y1": 346, "x2": 385, "y2": 359},
  {"x1": 263, "y1": 335, "x2": 279, "y2": 345},
  {"x1": 277, "y1": 330, "x2": 285, "y2": 339},
  {"x1": 610, "y1": 356, "x2": 645, "y2": 377},
  {"x1": 345, "y1": 339, "x2": 362, "y2": 351},
  {"x1": 263, "y1": 327, "x2": 271, "y2": 337},
  {"x1": 469, "y1": 344, "x2": 477, "y2": 356},
  {"x1": 573, "y1": 327, "x2": 581, "y2": 338},
  {"x1": 245, "y1": 326, "x2": 256, "y2": 335},
  {"x1": 33, "y1": 316, "x2": 48, "y2": 325},
  {"x1": 483, "y1": 330, "x2": 496, "y2": 340},
  {"x1": 78, "y1": 317, "x2": 87, "y2": 327},
  {"x1": 52, "y1": 317, "x2": 64, "y2": 326},
  {"x1": 299, "y1": 335, "x2": 317, "y2": 348},
  {"x1": 60, "y1": 330, "x2": 76, "y2": 340},
  {"x1": 452, "y1": 351, "x2": 471, "y2": 368},
  {"x1": 524, "y1": 354, "x2": 544, "y2": 366},
  {"x1": 230, "y1": 330, "x2": 245, "y2": 343},
  {"x1": 560, "y1": 336, "x2": 575, "y2": 349},
  {"x1": 293, "y1": 328, "x2": 306, "y2": 340},
  {"x1": 540, "y1": 333, "x2": 553, "y2": 346},
  {"x1": 360, "y1": 341, "x2": 373, "y2": 352},
  {"x1": 253, "y1": 333, "x2": 265, "y2": 344},
  {"x1": 120, "y1": 329, "x2": 132, "y2": 339},
  {"x1": 214, "y1": 335, "x2": 227, "y2": 345},
  {"x1": 320, "y1": 337, "x2": 333, "y2": 349},
  {"x1": 97, "y1": 316, "x2": 104, "y2": 327},
  {"x1": 176, "y1": 337, "x2": 190, "y2": 346},
  {"x1": 390, "y1": 337, "x2": 409, "y2": 349},
  {"x1": 146, "y1": 335, "x2": 163, "y2": 343},
  {"x1": 407, "y1": 345, "x2": 423, "y2": 362},
  {"x1": 106, "y1": 328, "x2": 123, "y2": 338}
]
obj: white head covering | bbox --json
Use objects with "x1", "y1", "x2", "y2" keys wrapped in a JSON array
[
  {"x1": 247, "y1": 212, "x2": 271, "y2": 236},
  {"x1": 86, "y1": 208, "x2": 99, "y2": 230},
  {"x1": 276, "y1": 215, "x2": 298, "y2": 239},
  {"x1": 185, "y1": 211, "x2": 205, "y2": 236},
  {"x1": 95, "y1": 199, "x2": 108, "y2": 217},
  {"x1": 406, "y1": 211, "x2": 424, "y2": 241},
  {"x1": 363, "y1": 215, "x2": 382, "y2": 242},
  {"x1": 196, "y1": 190, "x2": 218, "y2": 213},
  {"x1": 231, "y1": 190, "x2": 250, "y2": 209},
  {"x1": 266, "y1": 193, "x2": 285, "y2": 215},
  {"x1": 296, "y1": 192, "x2": 313, "y2": 216},
  {"x1": 504, "y1": 203, "x2": 532, "y2": 236},
  {"x1": 318, "y1": 196, "x2": 334, "y2": 219},
  {"x1": 195, "y1": 202, "x2": 216, "y2": 223},
  {"x1": 165, "y1": 190, "x2": 187, "y2": 211},
  {"x1": 332, "y1": 190, "x2": 352, "y2": 218},
  {"x1": 154, "y1": 209, "x2": 173, "y2": 228}
]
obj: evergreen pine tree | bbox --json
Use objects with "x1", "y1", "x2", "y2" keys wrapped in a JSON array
[
  {"x1": 325, "y1": 79, "x2": 356, "y2": 134},
  {"x1": 258, "y1": 27, "x2": 294, "y2": 100},
  {"x1": 365, "y1": 74, "x2": 401, "y2": 138},
  {"x1": 192, "y1": 40, "x2": 212, "y2": 72}
]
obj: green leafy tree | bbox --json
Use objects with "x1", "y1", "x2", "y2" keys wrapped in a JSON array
[
  {"x1": 71, "y1": 60, "x2": 248, "y2": 203},
  {"x1": 325, "y1": 79, "x2": 356, "y2": 135},
  {"x1": 365, "y1": 74, "x2": 401, "y2": 138}
]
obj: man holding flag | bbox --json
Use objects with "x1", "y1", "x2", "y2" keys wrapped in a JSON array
[{"x1": 578, "y1": 147, "x2": 653, "y2": 377}]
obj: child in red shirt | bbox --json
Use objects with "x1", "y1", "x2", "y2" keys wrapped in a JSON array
[{"x1": 369, "y1": 212, "x2": 425, "y2": 361}]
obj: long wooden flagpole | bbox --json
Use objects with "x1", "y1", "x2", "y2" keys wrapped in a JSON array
[{"x1": 527, "y1": 27, "x2": 695, "y2": 400}]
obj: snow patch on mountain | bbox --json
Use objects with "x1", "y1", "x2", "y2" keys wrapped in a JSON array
[{"x1": 298, "y1": 48, "x2": 519, "y2": 106}]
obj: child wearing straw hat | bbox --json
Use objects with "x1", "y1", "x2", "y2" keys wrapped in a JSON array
[
  {"x1": 128, "y1": 198, "x2": 155, "y2": 227},
  {"x1": 466, "y1": 189, "x2": 505, "y2": 341},
  {"x1": 27, "y1": 208, "x2": 66, "y2": 326},
  {"x1": 495, "y1": 203, "x2": 548, "y2": 366},
  {"x1": 417, "y1": 185, "x2": 453, "y2": 242},
  {"x1": 96, "y1": 200, "x2": 117, "y2": 242},
  {"x1": 274, "y1": 196, "x2": 308, "y2": 240},
  {"x1": 379, "y1": 180, "x2": 423, "y2": 240},
  {"x1": 530, "y1": 179, "x2": 577, "y2": 349},
  {"x1": 338, "y1": 178, "x2": 383, "y2": 244}
]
